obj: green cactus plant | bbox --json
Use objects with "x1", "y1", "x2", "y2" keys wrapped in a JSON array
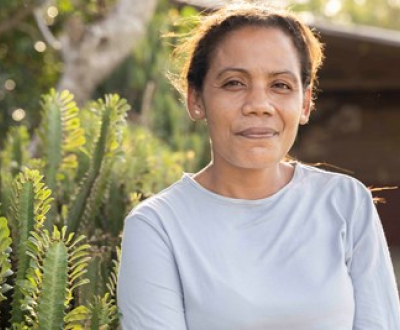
[
  {"x1": 0, "y1": 164, "x2": 126, "y2": 329},
  {"x1": 0, "y1": 126, "x2": 30, "y2": 218},
  {"x1": 0, "y1": 217, "x2": 13, "y2": 305},
  {"x1": 0, "y1": 86, "x2": 190, "y2": 328},
  {"x1": 37, "y1": 89, "x2": 86, "y2": 230},
  {"x1": 66, "y1": 94, "x2": 130, "y2": 234},
  {"x1": 0, "y1": 3, "x2": 203, "y2": 326},
  {"x1": 20, "y1": 226, "x2": 91, "y2": 330},
  {"x1": 83, "y1": 248, "x2": 120, "y2": 329},
  {"x1": 38, "y1": 89, "x2": 86, "y2": 193},
  {"x1": 9, "y1": 168, "x2": 53, "y2": 325}
]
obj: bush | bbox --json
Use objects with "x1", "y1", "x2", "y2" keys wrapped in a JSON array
[{"x1": 0, "y1": 89, "x2": 192, "y2": 329}]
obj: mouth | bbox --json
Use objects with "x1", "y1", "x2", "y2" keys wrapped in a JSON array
[{"x1": 236, "y1": 127, "x2": 279, "y2": 139}]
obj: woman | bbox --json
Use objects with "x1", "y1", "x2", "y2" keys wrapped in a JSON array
[{"x1": 117, "y1": 3, "x2": 400, "y2": 329}]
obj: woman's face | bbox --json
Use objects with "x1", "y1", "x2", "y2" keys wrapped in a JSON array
[{"x1": 188, "y1": 26, "x2": 311, "y2": 171}]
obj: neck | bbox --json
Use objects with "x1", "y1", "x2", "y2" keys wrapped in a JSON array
[{"x1": 194, "y1": 161, "x2": 295, "y2": 200}]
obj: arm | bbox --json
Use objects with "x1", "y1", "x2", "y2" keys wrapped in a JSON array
[
  {"x1": 347, "y1": 192, "x2": 400, "y2": 329},
  {"x1": 117, "y1": 214, "x2": 187, "y2": 330}
]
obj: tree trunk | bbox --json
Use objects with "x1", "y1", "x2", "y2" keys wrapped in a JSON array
[{"x1": 57, "y1": 0, "x2": 158, "y2": 105}]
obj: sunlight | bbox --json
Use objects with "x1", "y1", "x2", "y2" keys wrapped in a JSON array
[
  {"x1": 34, "y1": 41, "x2": 47, "y2": 53},
  {"x1": 354, "y1": 0, "x2": 366, "y2": 5},
  {"x1": 324, "y1": 0, "x2": 342, "y2": 17},
  {"x1": 4, "y1": 79, "x2": 16, "y2": 91},
  {"x1": 388, "y1": 0, "x2": 400, "y2": 7},
  {"x1": 297, "y1": 11, "x2": 316, "y2": 24},
  {"x1": 12, "y1": 108, "x2": 26, "y2": 122},
  {"x1": 294, "y1": 0, "x2": 310, "y2": 4},
  {"x1": 47, "y1": 6, "x2": 59, "y2": 18}
]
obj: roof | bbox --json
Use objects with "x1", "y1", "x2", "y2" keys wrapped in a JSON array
[
  {"x1": 313, "y1": 20, "x2": 400, "y2": 48},
  {"x1": 313, "y1": 21, "x2": 400, "y2": 91}
]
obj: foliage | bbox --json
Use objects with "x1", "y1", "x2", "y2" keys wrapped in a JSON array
[
  {"x1": 0, "y1": 126, "x2": 30, "y2": 219},
  {"x1": 0, "y1": 1, "x2": 57, "y2": 138},
  {"x1": 288, "y1": 0, "x2": 400, "y2": 28},
  {"x1": 0, "y1": 217, "x2": 13, "y2": 304},
  {"x1": 0, "y1": 0, "x2": 210, "y2": 169},
  {"x1": 96, "y1": 0, "x2": 210, "y2": 169},
  {"x1": 0, "y1": 89, "x2": 188, "y2": 328},
  {"x1": 0, "y1": 0, "x2": 118, "y2": 141}
]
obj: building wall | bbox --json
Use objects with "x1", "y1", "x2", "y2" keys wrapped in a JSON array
[{"x1": 292, "y1": 91, "x2": 400, "y2": 245}]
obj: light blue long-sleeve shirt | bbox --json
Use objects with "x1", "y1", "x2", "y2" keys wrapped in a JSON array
[{"x1": 118, "y1": 162, "x2": 400, "y2": 329}]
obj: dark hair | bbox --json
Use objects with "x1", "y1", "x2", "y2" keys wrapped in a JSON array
[{"x1": 171, "y1": 3, "x2": 324, "y2": 101}]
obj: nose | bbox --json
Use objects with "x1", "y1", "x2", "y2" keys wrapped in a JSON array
[{"x1": 242, "y1": 85, "x2": 275, "y2": 116}]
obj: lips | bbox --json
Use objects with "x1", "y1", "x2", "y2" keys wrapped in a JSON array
[{"x1": 236, "y1": 127, "x2": 279, "y2": 138}]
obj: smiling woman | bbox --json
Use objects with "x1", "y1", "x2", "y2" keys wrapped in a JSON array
[
  {"x1": 187, "y1": 27, "x2": 310, "y2": 194},
  {"x1": 117, "y1": 3, "x2": 400, "y2": 330}
]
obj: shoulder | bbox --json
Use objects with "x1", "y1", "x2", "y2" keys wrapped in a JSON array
[
  {"x1": 293, "y1": 163, "x2": 378, "y2": 234},
  {"x1": 125, "y1": 174, "x2": 191, "y2": 226},
  {"x1": 296, "y1": 162, "x2": 373, "y2": 206}
]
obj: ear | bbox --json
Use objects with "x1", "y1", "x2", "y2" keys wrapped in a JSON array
[
  {"x1": 187, "y1": 86, "x2": 205, "y2": 121},
  {"x1": 299, "y1": 86, "x2": 312, "y2": 125}
]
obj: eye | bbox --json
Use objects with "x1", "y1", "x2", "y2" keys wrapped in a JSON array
[
  {"x1": 271, "y1": 82, "x2": 293, "y2": 94},
  {"x1": 222, "y1": 80, "x2": 245, "y2": 89},
  {"x1": 272, "y1": 82, "x2": 291, "y2": 90}
]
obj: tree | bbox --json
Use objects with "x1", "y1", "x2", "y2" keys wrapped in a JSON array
[
  {"x1": 58, "y1": 0, "x2": 158, "y2": 105},
  {"x1": 289, "y1": 0, "x2": 400, "y2": 28},
  {"x1": 0, "y1": 0, "x2": 157, "y2": 141}
]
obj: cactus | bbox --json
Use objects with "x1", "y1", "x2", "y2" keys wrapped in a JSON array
[
  {"x1": 38, "y1": 89, "x2": 86, "y2": 193},
  {"x1": 0, "y1": 217, "x2": 13, "y2": 305},
  {"x1": 20, "y1": 226, "x2": 90, "y2": 329},
  {"x1": 84, "y1": 247, "x2": 120, "y2": 329},
  {"x1": 66, "y1": 94, "x2": 130, "y2": 234},
  {"x1": 0, "y1": 163, "x2": 125, "y2": 329},
  {"x1": 0, "y1": 88, "x2": 188, "y2": 329},
  {"x1": 0, "y1": 126, "x2": 30, "y2": 218},
  {"x1": 37, "y1": 89, "x2": 86, "y2": 230},
  {"x1": 10, "y1": 169, "x2": 53, "y2": 325}
]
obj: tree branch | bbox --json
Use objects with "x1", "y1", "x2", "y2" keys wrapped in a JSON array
[
  {"x1": 33, "y1": 7, "x2": 62, "y2": 50},
  {"x1": 57, "y1": 0, "x2": 158, "y2": 105}
]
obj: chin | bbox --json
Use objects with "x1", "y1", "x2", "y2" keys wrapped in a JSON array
[
  {"x1": 244, "y1": 151, "x2": 283, "y2": 167},
  {"x1": 233, "y1": 157, "x2": 281, "y2": 170}
]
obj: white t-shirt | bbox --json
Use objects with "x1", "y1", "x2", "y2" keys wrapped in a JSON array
[{"x1": 117, "y1": 162, "x2": 400, "y2": 329}]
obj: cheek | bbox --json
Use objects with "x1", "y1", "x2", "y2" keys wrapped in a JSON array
[
  {"x1": 281, "y1": 100, "x2": 304, "y2": 124},
  {"x1": 206, "y1": 117, "x2": 228, "y2": 140},
  {"x1": 205, "y1": 115, "x2": 235, "y2": 148},
  {"x1": 203, "y1": 99, "x2": 232, "y2": 127}
]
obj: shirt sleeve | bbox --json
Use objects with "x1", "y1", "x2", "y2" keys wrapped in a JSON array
[
  {"x1": 117, "y1": 214, "x2": 187, "y2": 330},
  {"x1": 346, "y1": 191, "x2": 400, "y2": 329}
]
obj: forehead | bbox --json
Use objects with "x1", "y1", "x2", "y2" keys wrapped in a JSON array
[{"x1": 208, "y1": 26, "x2": 301, "y2": 77}]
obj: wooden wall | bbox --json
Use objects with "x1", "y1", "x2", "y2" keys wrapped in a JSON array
[{"x1": 292, "y1": 91, "x2": 400, "y2": 245}]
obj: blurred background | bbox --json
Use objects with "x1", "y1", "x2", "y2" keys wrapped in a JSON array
[{"x1": 1, "y1": 0, "x2": 399, "y2": 282}]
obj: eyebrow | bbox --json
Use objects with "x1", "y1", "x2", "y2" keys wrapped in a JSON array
[
  {"x1": 216, "y1": 67, "x2": 248, "y2": 79},
  {"x1": 216, "y1": 67, "x2": 298, "y2": 81},
  {"x1": 269, "y1": 70, "x2": 298, "y2": 81}
]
